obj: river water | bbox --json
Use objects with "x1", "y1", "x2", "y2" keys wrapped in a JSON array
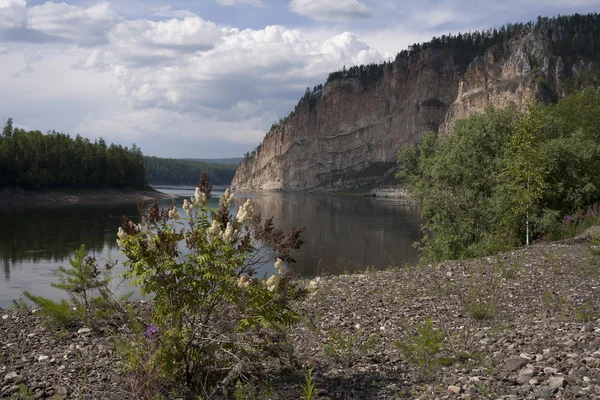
[{"x1": 0, "y1": 186, "x2": 421, "y2": 308}]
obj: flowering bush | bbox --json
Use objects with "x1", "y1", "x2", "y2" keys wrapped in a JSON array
[
  {"x1": 547, "y1": 203, "x2": 600, "y2": 240},
  {"x1": 118, "y1": 174, "x2": 305, "y2": 396},
  {"x1": 573, "y1": 296, "x2": 599, "y2": 322}
]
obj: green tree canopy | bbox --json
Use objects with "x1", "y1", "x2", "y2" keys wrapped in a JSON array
[{"x1": 398, "y1": 88, "x2": 600, "y2": 262}]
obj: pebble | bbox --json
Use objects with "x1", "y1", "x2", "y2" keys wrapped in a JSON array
[
  {"x1": 517, "y1": 367, "x2": 535, "y2": 384},
  {"x1": 3, "y1": 372, "x2": 19, "y2": 383},
  {"x1": 548, "y1": 376, "x2": 565, "y2": 389},
  {"x1": 447, "y1": 385, "x2": 461, "y2": 394},
  {"x1": 504, "y1": 357, "x2": 524, "y2": 372}
]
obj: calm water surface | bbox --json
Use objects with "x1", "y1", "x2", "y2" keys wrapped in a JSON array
[{"x1": 0, "y1": 186, "x2": 421, "y2": 308}]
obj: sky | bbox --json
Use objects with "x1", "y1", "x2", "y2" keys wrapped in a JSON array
[{"x1": 1, "y1": 1, "x2": 599, "y2": 158}]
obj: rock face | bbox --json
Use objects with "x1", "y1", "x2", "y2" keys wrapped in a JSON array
[{"x1": 232, "y1": 29, "x2": 595, "y2": 192}]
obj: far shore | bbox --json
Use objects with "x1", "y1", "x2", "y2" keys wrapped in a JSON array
[{"x1": 0, "y1": 187, "x2": 176, "y2": 210}]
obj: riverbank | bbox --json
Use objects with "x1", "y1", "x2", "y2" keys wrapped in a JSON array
[
  {"x1": 1, "y1": 228, "x2": 600, "y2": 399},
  {"x1": 0, "y1": 187, "x2": 176, "y2": 210}
]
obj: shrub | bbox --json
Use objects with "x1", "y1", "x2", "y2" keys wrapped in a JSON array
[
  {"x1": 398, "y1": 89, "x2": 600, "y2": 262},
  {"x1": 573, "y1": 296, "x2": 599, "y2": 322},
  {"x1": 551, "y1": 203, "x2": 600, "y2": 240},
  {"x1": 118, "y1": 174, "x2": 305, "y2": 396},
  {"x1": 23, "y1": 245, "x2": 124, "y2": 328},
  {"x1": 395, "y1": 316, "x2": 452, "y2": 380},
  {"x1": 300, "y1": 367, "x2": 318, "y2": 400}
]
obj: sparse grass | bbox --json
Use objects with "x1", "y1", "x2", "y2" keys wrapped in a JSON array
[
  {"x1": 573, "y1": 296, "x2": 599, "y2": 322},
  {"x1": 11, "y1": 299, "x2": 28, "y2": 313},
  {"x1": 474, "y1": 381, "x2": 495, "y2": 399},
  {"x1": 542, "y1": 291, "x2": 568, "y2": 320},
  {"x1": 496, "y1": 254, "x2": 520, "y2": 280},
  {"x1": 233, "y1": 380, "x2": 274, "y2": 400},
  {"x1": 9, "y1": 384, "x2": 35, "y2": 400},
  {"x1": 324, "y1": 329, "x2": 378, "y2": 368},
  {"x1": 395, "y1": 316, "x2": 453, "y2": 381},
  {"x1": 456, "y1": 266, "x2": 500, "y2": 320}
]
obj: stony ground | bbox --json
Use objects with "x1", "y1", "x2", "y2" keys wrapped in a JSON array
[{"x1": 2, "y1": 228, "x2": 600, "y2": 399}]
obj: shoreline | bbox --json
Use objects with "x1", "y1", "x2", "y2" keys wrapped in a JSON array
[
  {"x1": 0, "y1": 187, "x2": 176, "y2": 210},
  {"x1": 1, "y1": 228, "x2": 599, "y2": 398}
]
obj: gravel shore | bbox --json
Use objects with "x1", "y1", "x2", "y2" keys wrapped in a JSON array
[
  {"x1": 0, "y1": 188, "x2": 175, "y2": 210},
  {"x1": 2, "y1": 228, "x2": 600, "y2": 399}
]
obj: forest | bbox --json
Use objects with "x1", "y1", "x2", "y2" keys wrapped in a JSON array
[
  {"x1": 0, "y1": 119, "x2": 147, "y2": 190},
  {"x1": 398, "y1": 88, "x2": 600, "y2": 263},
  {"x1": 327, "y1": 13, "x2": 600, "y2": 85},
  {"x1": 144, "y1": 156, "x2": 237, "y2": 186}
]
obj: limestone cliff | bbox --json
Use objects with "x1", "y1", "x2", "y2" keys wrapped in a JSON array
[{"x1": 232, "y1": 28, "x2": 597, "y2": 192}]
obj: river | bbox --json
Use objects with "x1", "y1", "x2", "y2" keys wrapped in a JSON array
[{"x1": 0, "y1": 186, "x2": 421, "y2": 308}]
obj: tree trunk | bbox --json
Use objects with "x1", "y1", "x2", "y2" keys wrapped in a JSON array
[{"x1": 526, "y1": 211, "x2": 530, "y2": 246}]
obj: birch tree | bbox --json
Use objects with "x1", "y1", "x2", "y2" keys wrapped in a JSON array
[{"x1": 505, "y1": 106, "x2": 547, "y2": 245}]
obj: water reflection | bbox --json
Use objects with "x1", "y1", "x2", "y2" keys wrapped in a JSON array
[
  {"x1": 0, "y1": 187, "x2": 421, "y2": 308},
  {"x1": 234, "y1": 192, "x2": 421, "y2": 276}
]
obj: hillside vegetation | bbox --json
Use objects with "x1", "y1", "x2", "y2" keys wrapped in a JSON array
[
  {"x1": 143, "y1": 156, "x2": 237, "y2": 186},
  {"x1": 398, "y1": 88, "x2": 600, "y2": 262}
]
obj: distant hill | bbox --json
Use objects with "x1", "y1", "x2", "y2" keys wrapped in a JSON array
[
  {"x1": 186, "y1": 158, "x2": 243, "y2": 165},
  {"x1": 144, "y1": 156, "x2": 237, "y2": 186}
]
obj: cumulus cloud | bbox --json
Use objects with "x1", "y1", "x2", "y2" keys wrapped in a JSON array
[
  {"x1": 3, "y1": 0, "x2": 592, "y2": 157},
  {"x1": 289, "y1": 0, "x2": 372, "y2": 22},
  {"x1": 0, "y1": 0, "x2": 26, "y2": 30},
  {"x1": 12, "y1": 51, "x2": 42, "y2": 77},
  {"x1": 107, "y1": 16, "x2": 230, "y2": 66},
  {"x1": 150, "y1": 6, "x2": 198, "y2": 19},
  {"x1": 100, "y1": 25, "x2": 384, "y2": 117},
  {"x1": 216, "y1": 0, "x2": 265, "y2": 6},
  {"x1": 27, "y1": 1, "x2": 119, "y2": 46},
  {"x1": 0, "y1": 1, "x2": 119, "y2": 45},
  {"x1": 0, "y1": 2, "x2": 385, "y2": 157}
]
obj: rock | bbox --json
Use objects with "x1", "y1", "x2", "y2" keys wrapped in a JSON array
[
  {"x1": 529, "y1": 378, "x2": 539, "y2": 385},
  {"x1": 37, "y1": 355, "x2": 49, "y2": 362},
  {"x1": 582, "y1": 324, "x2": 593, "y2": 333},
  {"x1": 447, "y1": 385, "x2": 461, "y2": 394},
  {"x1": 1, "y1": 315, "x2": 8, "y2": 320},
  {"x1": 232, "y1": 32, "x2": 595, "y2": 191},
  {"x1": 77, "y1": 327, "x2": 91, "y2": 334},
  {"x1": 543, "y1": 367, "x2": 558, "y2": 375},
  {"x1": 504, "y1": 357, "x2": 524, "y2": 372},
  {"x1": 519, "y1": 353, "x2": 533, "y2": 361},
  {"x1": 548, "y1": 376, "x2": 565, "y2": 389},
  {"x1": 386, "y1": 384, "x2": 399, "y2": 393},
  {"x1": 534, "y1": 386, "x2": 557, "y2": 398},
  {"x1": 3, "y1": 372, "x2": 19, "y2": 383},
  {"x1": 517, "y1": 367, "x2": 535, "y2": 384}
]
